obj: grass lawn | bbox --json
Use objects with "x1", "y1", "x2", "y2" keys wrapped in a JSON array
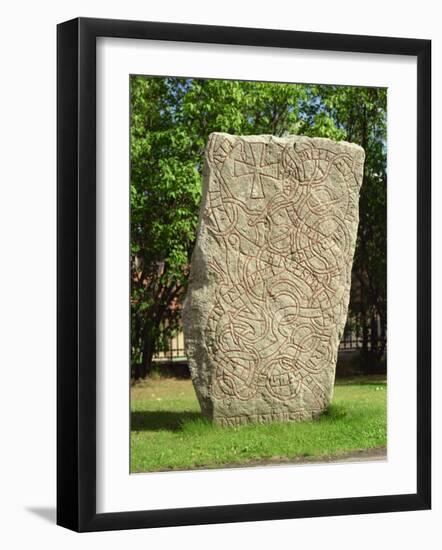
[{"x1": 131, "y1": 376, "x2": 387, "y2": 473}]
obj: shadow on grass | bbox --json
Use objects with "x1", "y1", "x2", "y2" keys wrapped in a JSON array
[
  {"x1": 132, "y1": 403, "x2": 355, "y2": 433},
  {"x1": 131, "y1": 410, "x2": 203, "y2": 432},
  {"x1": 320, "y1": 403, "x2": 348, "y2": 420},
  {"x1": 335, "y1": 377, "x2": 387, "y2": 387}
]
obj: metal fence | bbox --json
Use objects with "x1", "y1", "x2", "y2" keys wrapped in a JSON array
[{"x1": 153, "y1": 330, "x2": 187, "y2": 362}]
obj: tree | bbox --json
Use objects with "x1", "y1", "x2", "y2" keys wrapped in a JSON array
[
  {"x1": 130, "y1": 77, "x2": 200, "y2": 378},
  {"x1": 130, "y1": 77, "x2": 387, "y2": 377}
]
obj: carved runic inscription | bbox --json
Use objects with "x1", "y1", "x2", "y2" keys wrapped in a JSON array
[{"x1": 183, "y1": 133, "x2": 365, "y2": 426}]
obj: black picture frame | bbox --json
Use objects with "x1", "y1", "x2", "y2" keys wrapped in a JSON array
[{"x1": 57, "y1": 17, "x2": 431, "y2": 532}]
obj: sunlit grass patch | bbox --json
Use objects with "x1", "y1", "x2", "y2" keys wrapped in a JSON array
[{"x1": 131, "y1": 377, "x2": 386, "y2": 472}]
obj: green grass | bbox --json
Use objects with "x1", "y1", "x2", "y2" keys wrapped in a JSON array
[{"x1": 130, "y1": 376, "x2": 387, "y2": 473}]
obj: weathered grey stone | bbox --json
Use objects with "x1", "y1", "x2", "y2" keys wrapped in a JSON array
[{"x1": 183, "y1": 133, "x2": 365, "y2": 426}]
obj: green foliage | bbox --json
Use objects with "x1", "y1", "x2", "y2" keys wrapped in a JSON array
[
  {"x1": 130, "y1": 77, "x2": 387, "y2": 376},
  {"x1": 130, "y1": 378, "x2": 387, "y2": 472}
]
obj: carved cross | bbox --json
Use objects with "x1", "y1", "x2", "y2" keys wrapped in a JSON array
[{"x1": 234, "y1": 142, "x2": 279, "y2": 199}]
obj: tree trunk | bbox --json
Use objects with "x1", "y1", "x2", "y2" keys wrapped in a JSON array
[
  {"x1": 370, "y1": 313, "x2": 378, "y2": 359},
  {"x1": 360, "y1": 308, "x2": 372, "y2": 374},
  {"x1": 140, "y1": 335, "x2": 155, "y2": 379},
  {"x1": 379, "y1": 312, "x2": 387, "y2": 359},
  {"x1": 137, "y1": 286, "x2": 179, "y2": 379}
]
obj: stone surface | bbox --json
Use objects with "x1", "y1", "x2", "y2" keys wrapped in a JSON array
[{"x1": 183, "y1": 133, "x2": 365, "y2": 426}]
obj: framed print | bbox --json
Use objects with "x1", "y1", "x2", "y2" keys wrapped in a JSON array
[{"x1": 57, "y1": 17, "x2": 431, "y2": 532}]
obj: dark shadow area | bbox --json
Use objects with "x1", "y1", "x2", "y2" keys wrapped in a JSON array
[
  {"x1": 131, "y1": 410, "x2": 202, "y2": 432},
  {"x1": 26, "y1": 506, "x2": 56, "y2": 524},
  {"x1": 336, "y1": 350, "x2": 387, "y2": 378}
]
